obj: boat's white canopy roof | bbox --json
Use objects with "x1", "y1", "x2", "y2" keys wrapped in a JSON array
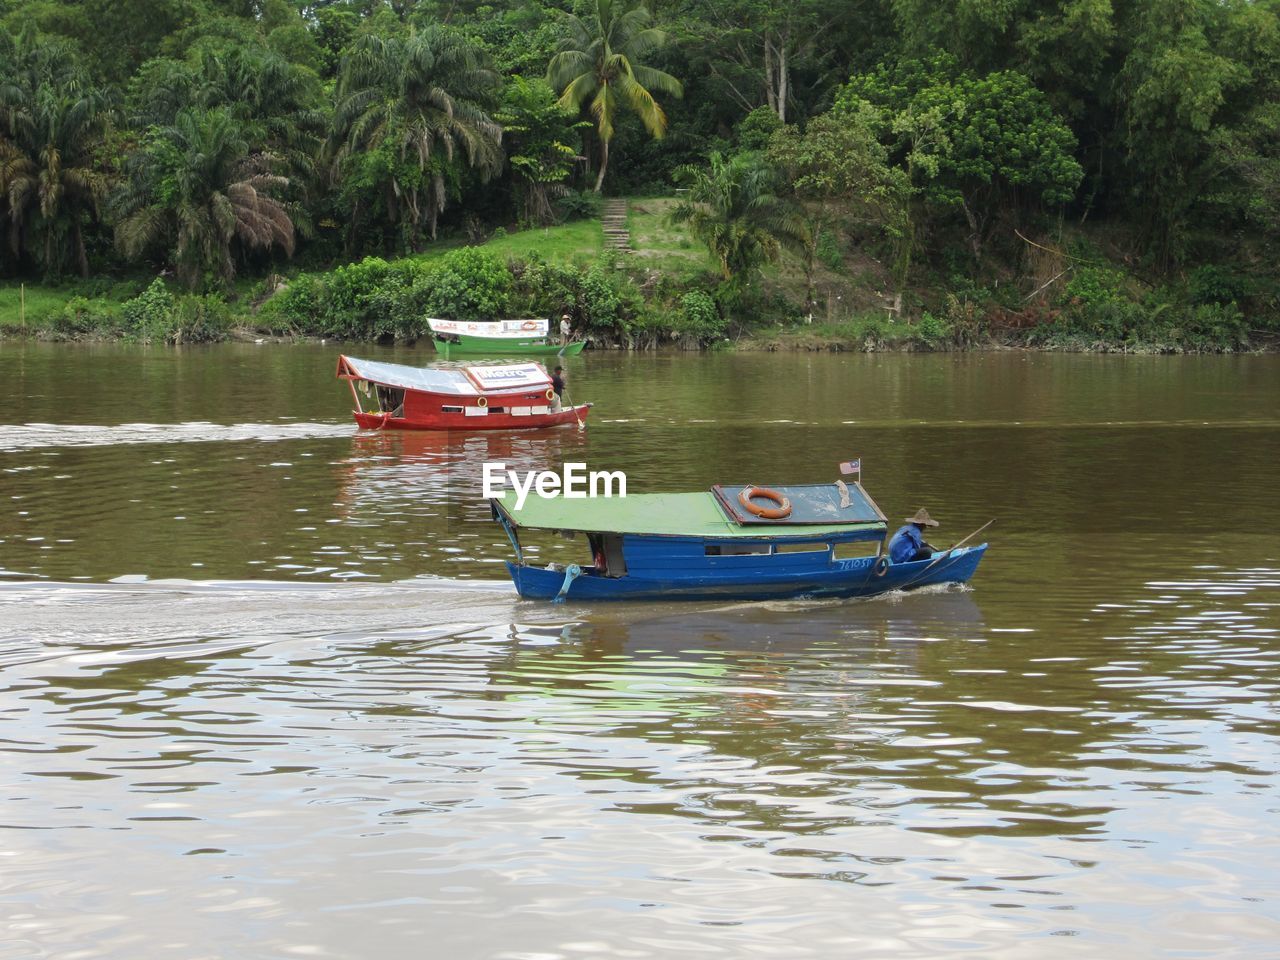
[
  {"x1": 337, "y1": 355, "x2": 551, "y2": 395},
  {"x1": 427, "y1": 318, "x2": 550, "y2": 338}
]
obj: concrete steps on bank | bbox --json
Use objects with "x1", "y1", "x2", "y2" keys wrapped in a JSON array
[{"x1": 601, "y1": 198, "x2": 632, "y2": 253}]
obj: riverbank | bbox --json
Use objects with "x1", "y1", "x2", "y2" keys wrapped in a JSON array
[
  {"x1": 737, "y1": 319, "x2": 1279, "y2": 354},
  {"x1": 1, "y1": 197, "x2": 1272, "y2": 353}
]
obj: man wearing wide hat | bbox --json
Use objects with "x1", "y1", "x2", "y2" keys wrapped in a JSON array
[{"x1": 887, "y1": 508, "x2": 939, "y2": 564}]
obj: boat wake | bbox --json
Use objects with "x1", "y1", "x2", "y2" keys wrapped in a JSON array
[
  {"x1": 0, "y1": 420, "x2": 353, "y2": 452},
  {"x1": 0, "y1": 575, "x2": 527, "y2": 656}
]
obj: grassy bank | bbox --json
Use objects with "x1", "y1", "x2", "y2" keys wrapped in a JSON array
[
  {"x1": 1, "y1": 198, "x2": 1272, "y2": 353},
  {"x1": 0, "y1": 282, "x2": 129, "y2": 333}
]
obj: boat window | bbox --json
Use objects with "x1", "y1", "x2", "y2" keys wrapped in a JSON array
[
  {"x1": 441, "y1": 405, "x2": 463, "y2": 412},
  {"x1": 704, "y1": 543, "x2": 770, "y2": 556},
  {"x1": 489, "y1": 407, "x2": 505, "y2": 414},
  {"x1": 774, "y1": 542, "x2": 830, "y2": 554},
  {"x1": 376, "y1": 384, "x2": 405, "y2": 415},
  {"x1": 834, "y1": 541, "x2": 880, "y2": 560}
]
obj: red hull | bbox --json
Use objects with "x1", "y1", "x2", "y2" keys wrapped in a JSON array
[{"x1": 354, "y1": 403, "x2": 590, "y2": 432}]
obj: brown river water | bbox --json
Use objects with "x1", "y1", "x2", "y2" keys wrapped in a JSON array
[{"x1": 1, "y1": 343, "x2": 1278, "y2": 958}]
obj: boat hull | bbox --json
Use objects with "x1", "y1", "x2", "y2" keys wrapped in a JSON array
[
  {"x1": 433, "y1": 336, "x2": 586, "y2": 358},
  {"x1": 507, "y1": 544, "x2": 988, "y2": 602},
  {"x1": 355, "y1": 403, "x2": 590, "y2": 432}
]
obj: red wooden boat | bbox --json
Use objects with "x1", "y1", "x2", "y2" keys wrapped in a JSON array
[{"x1": 336, "y1": 355, "x2": 591, "y2": 431}]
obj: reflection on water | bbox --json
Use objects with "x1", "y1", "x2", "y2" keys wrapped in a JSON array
[{"x1": 1, "y1": 345, "x2": 1278, "y2": 958}]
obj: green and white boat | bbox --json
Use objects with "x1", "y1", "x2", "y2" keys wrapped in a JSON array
[{"x1": 428, "y1": 318, "x2": 586, "y2": 358}]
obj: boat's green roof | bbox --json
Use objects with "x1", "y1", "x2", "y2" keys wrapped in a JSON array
[{"x1": 492, "y1": 491, "x2": 886, "y2": 539}]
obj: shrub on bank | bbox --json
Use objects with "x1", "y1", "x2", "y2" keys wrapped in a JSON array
[
  {"x1": 424, "y1": 248, "x2": 511, "y2": 320},
  {"x1": 117, "y1": 279, "x2": 231, "y2": 343},
  {"x1": 256, "y1": 248, "x2": 659, "y2": 344},
  {"x1": 259, "y1": 257, "x2": 425, "y2": 339},
  {"x1": 122, "y1": 278, "x2": 175, "y2": 337},
  {"x1": 676, "y1": 290, "x2": 725, "y2": 340},
  {"x1": 1032, "y1": 274, "x2": 1251, "y2": 352},
  {"x1": 54, "y1": 295, "x2": 120, "y2": 335},
  {"x1": 168, "y1": 295, "x2": 231, "y2": 343}
]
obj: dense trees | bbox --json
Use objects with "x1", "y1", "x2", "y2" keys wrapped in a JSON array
[
  {"x1": 839, "y1": 57, "x2": 1082, "y2": 263},
  {"x1": 0, "y1": 27, "x2": 114, "y2": 277},
  {"x1": 115, "y1": 108, "x2": 296, "y2": 287},
  {"x1": 0, "y1": 0, "x2": 1274, "y2": 317},
  {"x1": 330, "y1": 28, "x2": 502, "y2": 249}
]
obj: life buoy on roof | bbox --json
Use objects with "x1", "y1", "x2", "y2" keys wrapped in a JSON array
[
  {"x1": 521, "y1": 320, "x2": 539, "y2": 331},
  {"x1": 738, "y1": 485, "x2": 792, "y2": 520}
]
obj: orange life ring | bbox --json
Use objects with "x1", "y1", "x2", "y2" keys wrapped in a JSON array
[
  {"x1": 476, "y1": 396, "x2": 488, "y2": 408},
  {"x1": 545, "y1": 387, "x2": 555, "y2": 402},
  {"x1": 521, "y1": 320, "x2": 538, "y2": 331},
  {"x1": 738, "y1": 485, "x2": 792, "y2": 520}
]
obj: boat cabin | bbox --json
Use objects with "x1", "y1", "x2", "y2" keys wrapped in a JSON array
[
  {"x1": 493, "y1": 482, "x2": 890, "y2": 580},
  {"x1": 336, "y1": 355, "x2": 589, "y2": 432}
]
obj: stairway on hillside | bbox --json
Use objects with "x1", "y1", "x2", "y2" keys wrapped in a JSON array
[{"x1": 601, "y1": 198, "x2": 632, "y2": 253}]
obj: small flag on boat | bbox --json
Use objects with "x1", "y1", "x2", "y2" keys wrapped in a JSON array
[{"x1": 839, "y1": 458, "x2": 861, "y2": 476}]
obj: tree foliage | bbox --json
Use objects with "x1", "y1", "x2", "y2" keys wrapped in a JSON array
[
  {"x1": 0, "y1": 26, "x2": 114, "y2": 276},
  {"x1": 330, "y1": 27, "x2": 502, "y2": 249},
  {"x1": 548, "y1": 0, "x2": 683, "y2": 191},
  {"x1": 768, "y1": 103, "x2": 911, "y2": 288},
  {"x1": 495, "y1": 76, "x2": 588, "y2": 226},
  {"x1": 841, "y1": 56, "x2": 1082, "y2": 260},
  {"x1": 671, "y1": 151, "x2": 806, "y2": 282},
  {"x1": 115, "y1": 107, "x2": 296, "y2": 289}
]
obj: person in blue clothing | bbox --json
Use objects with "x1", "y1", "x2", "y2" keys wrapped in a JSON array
[{"x1": 888, "y1": 508, "x2": 939, "y2": 563}]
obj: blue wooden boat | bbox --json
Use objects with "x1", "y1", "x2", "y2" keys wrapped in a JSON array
[{"x1": 491, "y1": 480, "x2": 988, "y2": 602}]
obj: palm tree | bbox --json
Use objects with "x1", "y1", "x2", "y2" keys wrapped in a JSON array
[
  {"x1": 329, "y1": 28, "x2": 502, "y2": 247},
  {"x1": 128, "y1": 44, "x2": 325, "y2": 189},
  {"x1": 115, "y1": 107, "x2": 296, "y2": 289},
  {"x1": 0, "y1": 28, "x2": 114, "y2": 277},
  {"x1": 671, "y1": 152, "x2": 807, "y2": 282},
  {"x1": 547, "y1": 0, "x2": 683, "y2": 192}
]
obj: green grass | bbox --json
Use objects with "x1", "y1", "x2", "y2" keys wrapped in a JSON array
[
  {"x1": 625, "y1": 197, "x2": 716, "y2": 278},
  {"x1": 480, "y1": 218, "x2": 603, "y2": 262},
  {"x1": 0, "y1": 276, "x2": 151, "y2": 332},
  {"x1": 0, "y1": 284, "x2": 79, "y2": 329},
  {"x1": 398, "y1": 218, "x2": 605, "y2": 269}
]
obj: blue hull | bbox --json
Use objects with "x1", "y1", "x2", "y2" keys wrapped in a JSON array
[{"x1": 507, "y1": 544, "x2": 988, "y2": 602}]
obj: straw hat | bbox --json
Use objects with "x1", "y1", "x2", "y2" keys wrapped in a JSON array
[{"x1": 904, "y1": 508, "x2": 939, "y2": 527}]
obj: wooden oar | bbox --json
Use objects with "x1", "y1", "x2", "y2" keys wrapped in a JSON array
[
  {"x1": 563, "y1": 383, "x2": 585, "y2": 431},
  {"x1": 945, "y1": 518, "x2": 995, "y2": 553}
]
